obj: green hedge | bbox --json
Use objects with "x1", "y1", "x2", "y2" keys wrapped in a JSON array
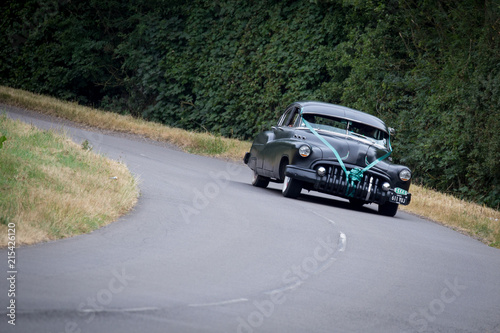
[{"x1": 1, "y1": 0, "x2": 498, "y2": 208}]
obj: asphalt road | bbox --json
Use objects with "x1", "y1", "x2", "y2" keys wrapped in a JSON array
[{"x1": 1, "y1": 105, "x2": 500, "y2": 333}]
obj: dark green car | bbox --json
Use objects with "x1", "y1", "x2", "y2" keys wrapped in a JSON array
[{"x1": 243, "y1": 101, "x2": 412, "y2": 217}]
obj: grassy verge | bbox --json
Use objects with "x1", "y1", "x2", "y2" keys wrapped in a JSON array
[
  {"x1": 0, "y1": 85, "x2": 249, "y2": 160},
  {"x1": 0, "y1": 85, "x2": 498, "y2": 248},
  {"x1": 0, "y1": 114, "x2": 138, "y2": 247},
  {"x1": 401, "y1": 186, "x2": 500, "y2": 247}
]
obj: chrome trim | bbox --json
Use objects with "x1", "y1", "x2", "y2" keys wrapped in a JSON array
[{"x1": 365, "y1": 177, "x2": 373, "y2": 201}]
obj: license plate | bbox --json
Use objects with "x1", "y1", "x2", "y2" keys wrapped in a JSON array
[{"x1": 389, "y1": 193, "x2": 411, "y2": 205}]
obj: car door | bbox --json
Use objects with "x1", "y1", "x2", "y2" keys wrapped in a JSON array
[{"x1": 262, "y1": 106, "x2": 300, "y2": 174}]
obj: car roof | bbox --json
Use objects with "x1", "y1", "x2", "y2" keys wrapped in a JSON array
[{"x1": 293, "y1": 101, "x2": 388, "y2": 133}]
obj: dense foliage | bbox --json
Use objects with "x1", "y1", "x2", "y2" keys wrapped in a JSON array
[{"x1": 1, "y1": 0, "x2": 499, "y2": 207}]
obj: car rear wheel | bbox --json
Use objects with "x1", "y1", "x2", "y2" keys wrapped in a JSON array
[
  {"x1": 282, "y1": 176, "x2": 302, "y2": 198},
  {"x1": 378, "y1": 202, "x2": 399, "y2": 217},
  {"x1": 252, "y1": 170, "x2": 270, "y2": 188}
]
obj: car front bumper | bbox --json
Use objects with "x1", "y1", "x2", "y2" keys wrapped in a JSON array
[{"x1": 285, "y1": 165, "x2": 411, "y2": 205}]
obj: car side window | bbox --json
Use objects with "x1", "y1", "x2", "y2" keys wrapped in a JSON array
[
  {"x1": 285, "y1": 108, "x2": 301, "y2": 127},
  {"x1": 277, "y1": 108, "x2": 293, "y2": 127},
  {"x1": 278, "y1": 107, "x2": 300, "y2": 127},
  {"x1": 288, "y1": 110, "x2": 300, "y2": 127}
]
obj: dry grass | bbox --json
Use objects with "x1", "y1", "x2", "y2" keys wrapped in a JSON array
[
  {"x1": 1, "y1": 85, "x2": 499, "y2": 248},
  {"x1": 401, "y1": 185, "x2": 500, "y2": 247},
  {"x1": 0, "y1": 85, "x2": 251, "y2": 160},
  {"x1": 0, "y1": 115, "x2": 138, "y2": 246}
]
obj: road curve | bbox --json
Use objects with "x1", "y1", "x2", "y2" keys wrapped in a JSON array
[{"x1": 1, "y1": 105, "x2": 500, "y2": 333}]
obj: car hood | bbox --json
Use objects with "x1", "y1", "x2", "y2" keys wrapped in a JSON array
[{"x1": 301, "y1": 129, "x2": 391, "y2": 171}]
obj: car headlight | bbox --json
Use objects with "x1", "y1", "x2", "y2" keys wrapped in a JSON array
[
  {"x1": 299, "y1": 145, "x2": 311, "y2": 157},
  {"x1": 399, "y1": 169, "x2": 411, "y2": 182}
]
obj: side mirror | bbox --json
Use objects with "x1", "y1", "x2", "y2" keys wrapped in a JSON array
[{"x1": 389, "y1": 127, "x2": 396, "y2": 136}]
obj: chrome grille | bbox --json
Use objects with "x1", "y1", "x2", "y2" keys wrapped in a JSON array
[{"x1": 314, "y1": 164, "x2": 388, "y2": 202}]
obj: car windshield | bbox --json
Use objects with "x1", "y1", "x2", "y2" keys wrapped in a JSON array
[{"x1": 298, "y1": 114, "x2": 389, "y2": 148}]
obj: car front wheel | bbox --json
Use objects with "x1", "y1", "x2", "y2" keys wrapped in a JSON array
[
  {"x1": 282, "y1": 176, "x2": 302, "y2": 198},
  {"x1": 378, "y1": 202, "x2": 399, "y2": 217},
  {"x1": 252, "y1": 170, "x2": 270, "y2": 188}
]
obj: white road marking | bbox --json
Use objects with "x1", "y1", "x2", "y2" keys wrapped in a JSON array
[
  {"x1": 263, "y1": 281, "x2": 304, "y2": 295},
  {"x1": 79, "y1": 307, "x2": 160, "y2": 313},
  {"x1": 308, "y1": 208, "x2": 347, "y2": 252},
  {"x1": 339, "y1": 231, "x2": 347, "y2": 252},
  {"x1": 188, "y1": 298, "x2": 249, "y2": 307},
  {"x1": 309, "y1": 209, "x2": 336, "y2": 225}
]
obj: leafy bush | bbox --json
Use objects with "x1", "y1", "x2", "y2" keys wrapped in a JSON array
[{"x1": 0, "y1": 0, "x2": 498, "y2": 208}]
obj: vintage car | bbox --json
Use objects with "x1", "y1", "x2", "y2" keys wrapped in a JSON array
[{"x1": 243, "y1": 101, "x2": 412, "y2": 217}]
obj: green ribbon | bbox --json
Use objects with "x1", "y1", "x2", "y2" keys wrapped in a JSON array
[
  {"x1": 346, "y1": 168, "x2": 364, "y2": 197},
  {"x1": 300, "y1": 108, "x2": 392, "y2": 197}
]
